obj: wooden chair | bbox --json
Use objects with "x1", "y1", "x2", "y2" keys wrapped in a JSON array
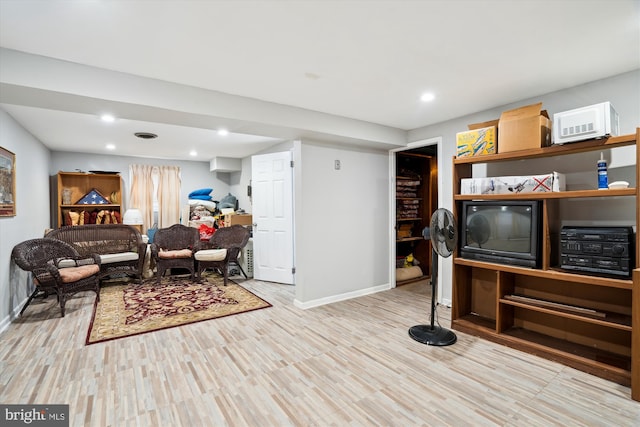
[
  {"x1": 194, "y1": 225, "x2": 250, "y2": 285},
  {"x1": 150, "y1": 224, "x2": 199, "y2": 283},
  {"x1": 11, "y1": 238, "x2": 101, "y2": 317}
]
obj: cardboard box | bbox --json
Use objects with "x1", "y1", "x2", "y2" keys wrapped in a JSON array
[
  {"x1": 461, "y1": 172, "x2": 565, "y2": 195},
  {"x1": 222, "y1": 213, "x2": 253, "y2": 227},
  {"x1": 397, "y1": 224, "x2": 413, "y2": 239},
  {"x1": 456, "y1": 119, "x2": 498, "y2": 158},
  {"x1": 498, "y1": 103, "x2": 552, "y2": 153}
]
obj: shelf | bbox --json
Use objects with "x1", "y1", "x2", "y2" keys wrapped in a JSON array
[
  {"x1": 455, "y1": 188, "x2": 635, "y2": 200},
  {"x1": 453, "y1": 132, "x2": 637, "y2": 165},
  {"x1": 452, "y1": 318, "x2": 631, "y2": 385},
  {"x1": 501, "y1": 328, "x2": 632, "y2": 383},
  {"x1": 55, "y1": 172, "x2": 123, "y2": 228},
  {"x1": 500, "y1": 296, "x2": 632, "y2": 331},
  {"x1": 451, "y1": 314, "x2": 497, "y2": 334},
  {"x1": 396, "y1": 274, "x2": 429, "y2": 286},
  {"x1": 396, "y1": 237, "x2": 423, "y2": 242},
  {"x1": 454, "y1": 257, "x2": 633, "y2": 289},
  {"x1": 61, "y1": 204, "x2": 120, "y2": 209},
  {"x1": 397, "y1": 217, "x2": 422, "y2": 221},
  {"x1": 451, "y1": 128, "x2": 639, "y2": 398}
]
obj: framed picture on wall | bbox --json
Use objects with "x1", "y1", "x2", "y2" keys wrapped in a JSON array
[{"x1": 0, "y1": 146, "x2": 16, "y2": 216}]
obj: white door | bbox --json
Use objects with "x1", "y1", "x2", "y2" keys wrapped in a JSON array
[{"x1": 251, "y1": 151, "x2": 294, "y2": 284}]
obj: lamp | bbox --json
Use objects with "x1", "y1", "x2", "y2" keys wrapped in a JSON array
[{"x1": 123, "y1": 209, "x2": 143, "y2": 233}]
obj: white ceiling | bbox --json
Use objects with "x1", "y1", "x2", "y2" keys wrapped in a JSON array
[{"x1": 0, "y1": 0, "x2": 639, "y2": 161}]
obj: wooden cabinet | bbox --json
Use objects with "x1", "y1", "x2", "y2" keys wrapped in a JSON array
[
  {"x1": 395, "y1": 152, "x2": 436, "y2": 285},
  {"x1": 54, "y1": 172, "x2": 123, "y2": 228},
  {"x1": 451, "y1": 129, "x2": 639, "y2": 401}
]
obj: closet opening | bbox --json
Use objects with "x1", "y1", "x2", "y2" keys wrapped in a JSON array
[{"x1": 392, "y1": 141, "x2": 439, "y2": 287}]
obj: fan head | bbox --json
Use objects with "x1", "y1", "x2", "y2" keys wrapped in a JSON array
[{"x1": 429, "y1": 208, "x2": 457, "y2": 257}]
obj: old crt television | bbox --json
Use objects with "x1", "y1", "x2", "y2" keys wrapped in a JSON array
[{"x1": 460, "y1": 200, "x2": 542, "y2": 268}]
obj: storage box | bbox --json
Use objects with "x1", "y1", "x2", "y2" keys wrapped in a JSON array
[
  {"x1": 461, "y1": 172, "x2": 565, "y2": 195},
  {"x1": 456, "y1": 120, "x2": 498, "y2": 158},
  {"x1": 397, "y1": 224, "x2": 413, "y2": 239},
  {"x1": 498, "y1": 103, "x2": 552, "y2": 153},
  {"x1": 222, "y1": 213, "x2": 253, "y2": 227}
]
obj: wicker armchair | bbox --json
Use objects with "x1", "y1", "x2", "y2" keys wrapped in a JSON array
[
  {"x1": 46, "y1": 224, "x2": 146, "y2": 282},
  {"x1": 11, "y1": 238, "x2": 101, "y2": 317},
  {"x1": 194, "y1": 225, "x2": 250, "y2": 285},
  {"x1": 150, "y1": 224, "x2": 199, "y2": 283}
]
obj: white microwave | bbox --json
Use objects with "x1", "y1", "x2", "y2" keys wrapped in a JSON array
[{"x1": 553, "y1": 102, "x2": 619, "y2": 145}]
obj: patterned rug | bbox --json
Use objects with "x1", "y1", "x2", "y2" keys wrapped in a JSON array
[{"x1": 86, "y1": 274, "x2": 271, "y2": 344}]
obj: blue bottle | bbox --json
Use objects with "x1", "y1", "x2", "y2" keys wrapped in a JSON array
[{"x1": 597, "y1": 152, "x2": 608, "y2": 190}]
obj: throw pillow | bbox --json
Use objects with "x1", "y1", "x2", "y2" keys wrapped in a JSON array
[{"x1": 188, "y1": 188, "x2": 213, "y2": 197}]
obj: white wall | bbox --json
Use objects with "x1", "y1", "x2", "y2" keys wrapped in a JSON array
[
  {"x1": 408, "y1": 70, "x2": 640, "y2": 303},
  {"x1": 294, "y1": 140, "x2": 390, "y2": 306},
  {"x1": 0, "y1": 110, "x2": 51, "y2": 329},
  {"x1": 50, "y1": 152, "x2": 228, "y2": 225}
]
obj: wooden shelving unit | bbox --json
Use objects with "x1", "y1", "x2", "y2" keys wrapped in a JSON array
[
  {"x1": 395, "y1": 152, "x2": 436, "y2": 285},
  {"x1": 451, "y1": 129, "x2": 639, "y2": 401},
  {"x1": 54, "y1": 172, "x2": 123, "y2": 228}
]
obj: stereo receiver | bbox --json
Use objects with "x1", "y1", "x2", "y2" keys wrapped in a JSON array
[{"x1": 560, "y1": 226, "x2": 634, "y2": 278}]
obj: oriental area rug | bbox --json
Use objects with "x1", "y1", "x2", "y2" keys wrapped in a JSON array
[{"x1": 86, "y1": 274, "x2": 271, "y2": 345}]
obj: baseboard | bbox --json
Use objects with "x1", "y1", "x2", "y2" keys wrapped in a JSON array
[
  {"x1": 0, "y1": 297, "x2": 27, "y2": 334},
  {"x1": 294, "y1": 283, "x2": 391, "y2": 310}
]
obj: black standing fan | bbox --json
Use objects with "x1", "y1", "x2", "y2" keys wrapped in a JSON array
[{"x1": 408, "y1": 208, "x2": 458, "y2": 346}]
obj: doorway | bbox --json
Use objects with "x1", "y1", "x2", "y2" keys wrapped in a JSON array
[
  {"x1": 390, "y1": 137, "x2": 442, "y2": 289},
  {"x1": 251, "y1": 151, "x2": 295, "y2": 285}
]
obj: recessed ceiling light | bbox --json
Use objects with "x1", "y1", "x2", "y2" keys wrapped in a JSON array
[
  {"x1": 189, "y1": 150, "x2": 197, "y2": 156},
  {"x1": 101, "y1": 114, "x2": 115, "y2": 122},
  {"x1": 420, "y1": 92, "x2": 435, "y2": 102},
  {"x1": 106, "y1": 143, "x2": 116, "y2": 150},
  {"x1": 217, "y1": 129, "x2": 229, "y2": 136}
]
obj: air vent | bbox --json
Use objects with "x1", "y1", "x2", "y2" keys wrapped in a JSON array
[{"x1": 134, "y1": 132, "x2": 158, "y2": 139}]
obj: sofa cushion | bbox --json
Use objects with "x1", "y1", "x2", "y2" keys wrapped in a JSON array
[
  {"x1": 158, "y1": 248, "x2": 193, "y2": 259},
  {"x1": 55, "y1": 257, "x2": 99, "y2": 268},
  {"x1": 58, "y1": 264, "x2": 99, "y2": 283},
  {"x1": 57, "y1": 258, "x2": 77, "y2": 268},
  {"x1": 99, "y1": 252, "x2": 139, "y2": 264},
  {"x1": 194, "y1": 248, "x2": 227, "y2": 262}
]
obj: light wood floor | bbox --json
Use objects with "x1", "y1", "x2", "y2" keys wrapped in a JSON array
[{"x1": 1, "y1": 278, "x2": 639, "y2": 427}]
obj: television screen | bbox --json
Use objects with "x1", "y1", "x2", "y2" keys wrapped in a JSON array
[{"x1": 461, "y1": 200, "x2": 540, "y2": 268}]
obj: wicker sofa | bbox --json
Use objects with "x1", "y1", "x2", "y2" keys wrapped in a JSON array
[{"x1": 46, "y1": 224, "x2": 147, "y2": 282}]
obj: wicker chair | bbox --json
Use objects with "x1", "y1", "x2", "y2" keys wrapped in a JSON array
[
  {"x1": 11, "y1": 238, "x2": 101, "y2": 317},
  {"x1": 150, "y1": 224, "x2": 199, "y2": 283},
  {"x1": 194, "y1": 225, "x2": 250, "y2": 285}
]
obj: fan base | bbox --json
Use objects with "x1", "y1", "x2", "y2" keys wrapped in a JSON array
[{"x1": 408, "y1": 324, "x2": 457, "y2": 346}]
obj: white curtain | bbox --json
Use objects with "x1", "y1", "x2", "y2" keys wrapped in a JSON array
[
  {"x1": 128, "y1": 164, "x2": 154, "y2": 231},
  {"x1": 157, "y1": 165, "x2": 181, "y2": 228}
]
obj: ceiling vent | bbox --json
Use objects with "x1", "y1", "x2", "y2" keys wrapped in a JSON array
[{"x1": 134, "y1": 132, "x2": 158, "y2": 139}]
